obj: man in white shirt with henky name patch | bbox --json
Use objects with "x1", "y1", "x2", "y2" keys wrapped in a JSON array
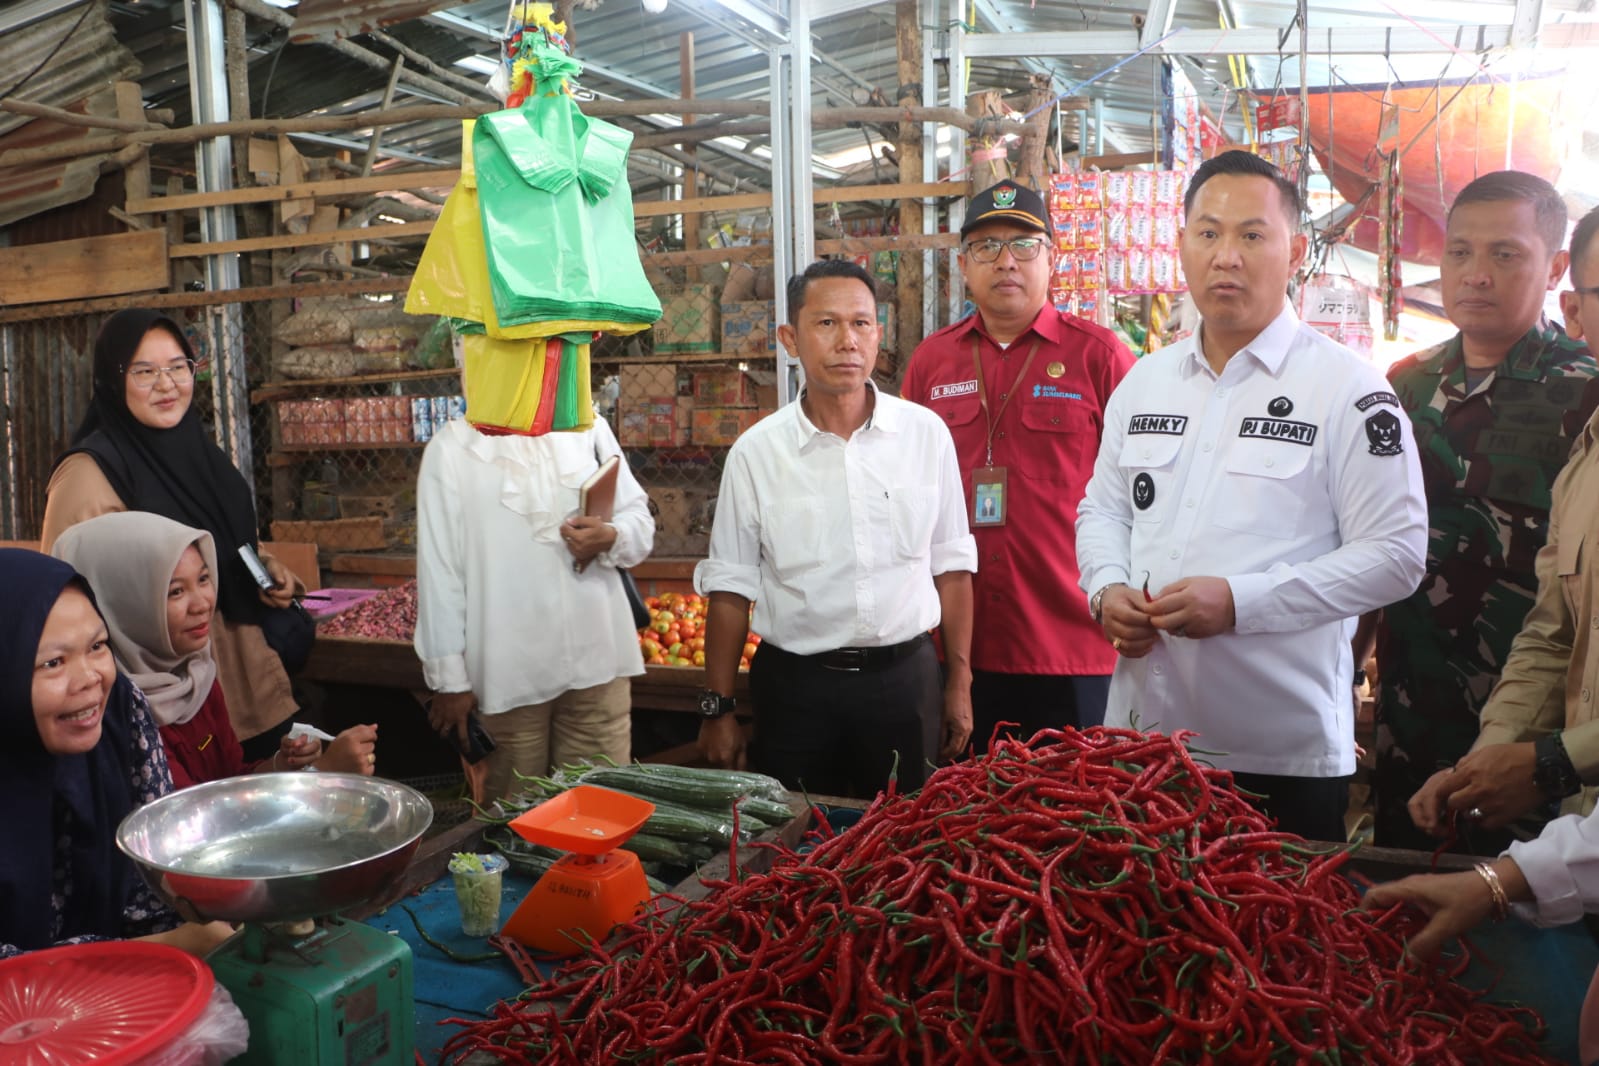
[
  {"x1": 695, "y1": 259, "x2": 978, "y2": 799},
  {"x1": 1076, "y1": 151, "x2": 1428, "y2": 841}
]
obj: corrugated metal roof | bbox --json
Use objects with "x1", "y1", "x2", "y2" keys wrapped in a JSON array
[{"x1": 0, "y1": 0, "x2": 140, "y2": 229}]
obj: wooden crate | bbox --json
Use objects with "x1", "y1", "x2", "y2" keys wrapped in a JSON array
[{"x1": 270, "y1": 516, "x2": 384, "y2": 551}]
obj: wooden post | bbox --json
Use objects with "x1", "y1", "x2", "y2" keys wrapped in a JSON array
[
  {"x1": 1015, "y1": 74, "x2": 1054, "y2": 192},
  {"x1": 224, "y1": 5, "x2": 253, "y2": 190},
  {"x1": 362, "y1": 57, "x2": 406, "y2": 176},
  {"x1": 895, "y1": 0, "x2": 924, "y2": 365},
  {"x1": 966, "y1": 89, "x2": 1013, "y2": 190},
  {"x1": 113, "y1": 82, "x2": 152, "y2": 209}
]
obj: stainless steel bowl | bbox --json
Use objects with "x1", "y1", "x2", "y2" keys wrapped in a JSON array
[{"x1": 117, "y1": 773, "x2": 434, "y2": 924}]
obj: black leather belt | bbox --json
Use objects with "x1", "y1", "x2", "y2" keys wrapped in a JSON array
[{"x1": 769, "y1": 633, "x2": 931, "y2": 673}]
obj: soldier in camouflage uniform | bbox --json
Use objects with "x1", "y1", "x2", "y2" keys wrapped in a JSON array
[{"x1": 1371, "y1": 172, "x2": 1599, "y2": 851}]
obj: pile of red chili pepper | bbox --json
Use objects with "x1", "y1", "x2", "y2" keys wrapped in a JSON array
[{"x1": 440, "y1": 727, "x2": 1557, "y2": 1064}]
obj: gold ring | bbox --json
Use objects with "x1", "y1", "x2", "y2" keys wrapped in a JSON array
[
  {"x1": 1112, "y1": 636, "x2": 1124, "y2": 652},
  {"x1": 368, "y1": 753, "x2": 376, "y2": 765}
]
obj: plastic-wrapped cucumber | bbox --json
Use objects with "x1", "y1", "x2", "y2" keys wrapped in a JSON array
[
  {"x1": 634, "y1": 796, "x2": 737, "y2": 846},
  {"x1": 578, "y1": 765, "x2": 788, "y2": 809},
  {"x1": 621, "y1": 832, "x2": 713, "y2": 865},
  {"x1": 738, "y1": 796, "x2": 797, "y2": 826}
]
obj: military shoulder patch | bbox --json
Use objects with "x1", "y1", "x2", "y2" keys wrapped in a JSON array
[
  {"x1": 1365, "y1": 410, "x2": 1403, "y2": 456},
  {"x1": 1355, "y1": 390, "x2": 1399, "y2": 412}
]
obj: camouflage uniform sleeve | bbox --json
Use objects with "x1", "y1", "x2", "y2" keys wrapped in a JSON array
[{"x1": 1474, "y1": 531, "x2": 1574, "y2": 754}]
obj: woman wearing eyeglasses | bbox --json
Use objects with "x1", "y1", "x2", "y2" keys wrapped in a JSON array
[{"x1": 40, "y1": 309, "x2": 310, "y2": 764}]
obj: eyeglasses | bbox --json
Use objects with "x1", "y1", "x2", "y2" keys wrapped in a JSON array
[
  {"x1": 125, "y1": 361, "x2": 196, "y2": 391},
  {"x1": 1571, "y1": 286, "x2": 1599, "y2": 297},
  {"x1": 963, "y1": 237, "x2": 1048, "y2": 264}
]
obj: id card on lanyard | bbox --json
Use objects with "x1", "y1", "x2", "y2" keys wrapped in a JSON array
[{"x1": 970, "y1": 334, "x2": 1040, "y2": 527}]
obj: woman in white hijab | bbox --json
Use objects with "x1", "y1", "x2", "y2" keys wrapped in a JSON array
[{"x1": 53, "y1": 512, "x2": 378, "y2": 787}]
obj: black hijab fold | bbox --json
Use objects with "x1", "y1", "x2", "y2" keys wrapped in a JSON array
[
  {"x1": 0, "y1": 549, "x2": 142, "y2": 952},
  {"x1": 58, "y1": 308, "x2": 264, "y2": 625}
]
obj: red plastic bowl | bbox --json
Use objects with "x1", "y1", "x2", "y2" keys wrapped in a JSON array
[{"x1": 0, "y1": 941, "x2": 214, "y2": 1065}]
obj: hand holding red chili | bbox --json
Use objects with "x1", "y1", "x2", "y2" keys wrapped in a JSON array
[
  {"x1": 1099, "y1": 581, "x2": 1159, "y2": 657},
  {"x1": 1145, "y1": 575, "x2": 1236, "y2": 640}
]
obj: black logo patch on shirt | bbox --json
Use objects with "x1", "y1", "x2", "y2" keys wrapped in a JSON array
[
  {"x1": 1132, "y1": 472, "x2": 1155, "y2": 510},
  {"x1": 1238, "y1": 418, "x2": 1317, "y2": 446},
  {"x1": 1365, "y1": 410, "x2": 1404, "y2": 456},
  {"x1": 1128, "y1": 414, "x2": 1189, "y2": 436},
  {"x1": 1267, "y1": 396, "x2": 1294, "y2": 417},
  {"x1": 1355, "y1": 390, "x2": 1400, "y2": 412}
]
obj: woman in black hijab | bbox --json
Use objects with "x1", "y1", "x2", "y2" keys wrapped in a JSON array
[
  {"x1": 0, "y1": 548, "x2": 231, "y2": 958},
  {"x1": 41, "y1": 309, "x2": 311, "y2": 762}
]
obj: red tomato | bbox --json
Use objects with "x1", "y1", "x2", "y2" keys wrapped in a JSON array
[{"x1": 742, "y1": 642, "x2": 758, "y2": 660}]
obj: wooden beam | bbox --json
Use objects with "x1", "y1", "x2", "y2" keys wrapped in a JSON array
[
  {"x1": 0, "y1": 231, "x2": 170, "y2": 307},
  {"x1": 815, "y1": 180, "x2": 969, "y2": 204},
  {"x1": 635, "y1": 192, "x2": 772, "y2": 219},
  {"x1": 0, "y1": 97, "x2": 162, "y2": 133},
  {"x1": 0, "y1": 276, "x2": 409, "y2": 326},
  {"x1": 680, "y1": 31, "x2": 703, "y2": 282},
  {"x1": 896, "y1": 0, "x2": 925, "y2": 360},
  {"x1": 169, "y1": 220, "x2": 435, "y2": 258},
  {"x1": 1082, "y1": 150, "x2": 1160, "y2": 170},
  {"x1": 126, "y1": 169, "x2": 460, "y2": 214}
]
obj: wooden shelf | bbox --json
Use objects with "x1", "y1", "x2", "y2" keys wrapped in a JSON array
[
  {"x1": 252, "y1": 368, "x2": 460, "y2": 403},
  {"x1": 269, "y1": 440, "x2": 425, "y2": 466},
  {"x1": 601, "y1": 352, "x2": 780, "y2": 365}
]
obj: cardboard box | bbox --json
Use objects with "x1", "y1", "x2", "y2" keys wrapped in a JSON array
[
  {"x1": 692, "y1": 369, "x2": 758, "y2": 407},
  {"x1": 647, "y1": 486, "x2": 714, "y2": 556},
  {"x1": 720, "y1": 300, "x2": 777, "y2": 356},
  {"x1": 619, "y1": 401, "x2": 686, "y2": 448},
  {"x1": 654, "y1": 285, "x2": 719, "y2": 354},
  {"x1": 692, "y1": 406, "x2": 759, "y2": 446}
]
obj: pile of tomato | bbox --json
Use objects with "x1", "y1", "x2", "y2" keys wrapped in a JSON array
[{"x1": 637, "y1": 591, "x2": 761, "y2": 669}]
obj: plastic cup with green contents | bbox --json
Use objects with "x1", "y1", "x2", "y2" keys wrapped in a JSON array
[{"x1": 448, "y1": 852, "x2": 508, "y2": 937}]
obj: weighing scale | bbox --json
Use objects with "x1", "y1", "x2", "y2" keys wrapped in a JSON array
[
  {"x1": 501, "y1": 785, "x2": 655, "y2": 955},
  {"x1": 116, "y1": 772, "x2": 434, "y2": 1066}
]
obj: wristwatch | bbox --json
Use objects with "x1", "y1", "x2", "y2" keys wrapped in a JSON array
[
  {"x1": 698, "y1": 690, "x2": 737, "y2": 719},
  {"x1": 1090, "y1": 583, "x2": 1125, "y2": 625},
  {"x1": 1533, "y1": 732, "x2": 1583, "y2": 800}
]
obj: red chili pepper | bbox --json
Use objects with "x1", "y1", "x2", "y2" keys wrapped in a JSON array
[
  {"x1": 438, "y1": 727, "x2": 1561, "y2": 1065},
  {"x1": 1141, "y1": 570, "x2": 1155, "y2": 602}
]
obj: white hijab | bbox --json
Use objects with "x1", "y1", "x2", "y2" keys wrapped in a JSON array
[{"x1": 53, "y1": 512, "x2": 220, "y2": 727}]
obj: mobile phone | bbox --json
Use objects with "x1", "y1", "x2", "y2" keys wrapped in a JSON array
[
  {"x1": 450, "y1": 712, "x2": 498, "y2": 765},
  {"x1": 237, "y1": 544, "x2": 277, "y2": 592}
]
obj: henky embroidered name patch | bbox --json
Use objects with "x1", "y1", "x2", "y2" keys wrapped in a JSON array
[{"x1": 1127, "y1": 414, "x2": 1189, "y2": 435}]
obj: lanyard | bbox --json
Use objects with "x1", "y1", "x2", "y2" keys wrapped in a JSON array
[{"x1": 970, "y1": 334, "x2": 1041, "y2": 466}]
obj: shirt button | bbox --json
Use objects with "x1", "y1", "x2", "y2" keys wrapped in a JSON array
[
  {"x1": 1264, "y1": 457, "x2": 1275, "y2": 468},
  {"x1": 1169, "y1": 550, "x2": 1179, "y2": 560},
  {"x1": 1586, "y1": 688, "x2": 1593, "y2": 703},
  {"x1": 1051, "y1": 417, "x2": 1060, "y2": 425},
  {"x1": 1142, "y1": 447, "x2": 1152, "y2": 458},
  {"x1": 1216, "y1": 387, "x2": 1227, "y2": 397},
  {"x1": 998, "y1": 431, "x2": 1006, "y2": 439},
  {"x1": 1202, "y1": 442, "x2": 1213, "y2": 452},
  {"x1": 999, "y1": 392, "x2": 1007, "y2": 401},
  {"x1": 1250, "y1": 620, "x2": 1263, "y2": 631},
  {"x1": 1152, "y1": 665, "x2": 1163, "y2": 675},
  {"x1": 1591, "y1": 615, "x2": 1598, "y2": 630},
  {"x1": 1185, "y1": 499, "x2": 1195, "y2": 508},
  {"x1": 989, "y1": 553, "x2": 1000, "y2": 563}
]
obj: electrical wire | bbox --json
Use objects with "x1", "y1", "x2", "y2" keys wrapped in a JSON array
[{"x1": 0, "y1": 0, "x2": 94, "y2": 104}]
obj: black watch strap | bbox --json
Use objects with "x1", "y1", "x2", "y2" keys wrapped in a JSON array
[
  {"x1": 698, "y1": 690, "x2": 736, "y2": 719},
  {"x1": 1534, "y1": 732, "x2": 1583, "y2": 800}
]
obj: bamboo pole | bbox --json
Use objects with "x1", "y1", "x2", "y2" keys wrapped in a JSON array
[{"x1": 0, "y1": 97, "x2": 162, "y2": 133}]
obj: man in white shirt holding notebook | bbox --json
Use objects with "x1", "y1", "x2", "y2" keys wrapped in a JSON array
[{"x1": 695, "y1": 259, "x2": 978, "y2": 798}]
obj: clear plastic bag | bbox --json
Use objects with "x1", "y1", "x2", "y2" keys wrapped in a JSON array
[{"x1": 133, "y1": 982, "x2": 250, "y2": 1066}]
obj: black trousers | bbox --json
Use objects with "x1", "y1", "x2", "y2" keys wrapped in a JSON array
[
  {"x1": 749, "y1": 638, "x2": 942, "y2": 800},
  {"x1": 969, "y1": 671, "x2": 1111, "y2": 753},
  {"x1": 1231, "y1": 771, "x2": 1351, "y2": 843}
]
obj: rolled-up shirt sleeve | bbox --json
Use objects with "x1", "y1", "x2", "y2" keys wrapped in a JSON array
[
  {"x1": 694, "y1": 442, "x2": 763, "y2": 602},
  {"x1": 1506, "y1": 809, "x2": 1599, "y2": 926},
  {"x1": 929, "y1": 420, "x2": 977, "y2": 576},
  {"x1": 1228, "y1": 368, "x2": 1428, "y2": 633}
]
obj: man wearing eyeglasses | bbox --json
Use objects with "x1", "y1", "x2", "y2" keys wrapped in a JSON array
[
  {"x1": 901, "y1": 181, "x2": 1133, "y2": 751},
  {"x1": 1401, "y1": 204, "x2": 1599, "y2": 843},
  {"x1": 1365, "y1": 172, "x2": 1599, "y2": 852}
]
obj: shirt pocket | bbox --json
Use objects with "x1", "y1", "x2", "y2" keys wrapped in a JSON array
[
  {"x1": 1558, "y1": 531, "x2": 1584, "y2": 620},
  {"x1": 1119, "y1": 433, "x2": 1185, "y2": 525},
  {"x1": 1018, "y1": 401, "x2": 1097, "y2": 485},
  {"x1": 760, "y1": 496, "x2": 826, "y2": 582},
  {"x1": 889, "y1": 486, "x2": 938, "y2": 561},
  {"x1": 932, "y1": 394, "x2": 982, "y2": 433},
  {"x1": 1213, "y1": 442, "x2": 1314, "y2": 539}
]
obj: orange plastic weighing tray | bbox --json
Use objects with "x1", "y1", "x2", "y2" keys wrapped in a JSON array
[{"x1": 508, "y1": 785, "x2": 654, "y2": 856}]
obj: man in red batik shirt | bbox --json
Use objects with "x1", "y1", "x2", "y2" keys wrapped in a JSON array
[{"x1": 902, "y1": 180, "x2": 1134, "y2": 748}]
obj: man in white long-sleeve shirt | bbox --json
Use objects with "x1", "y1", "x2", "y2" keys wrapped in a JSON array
[
  {"x1": 694, "y1": 259, "x2": 978, "y2": 798},
  {"x1": 1076, "y1": 151, "x2": 1428, "y2": 840},
  {"x1": 415, "y1": 416, "x2": 654, "y2": 803}
]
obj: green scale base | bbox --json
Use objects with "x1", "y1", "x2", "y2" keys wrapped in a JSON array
[{"x1": 209, "y1": 918, "x2": 414, "y2": 1066}]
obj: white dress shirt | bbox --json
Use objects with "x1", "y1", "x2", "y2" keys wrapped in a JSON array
[
  {"x1": 1076, "y1": 306, "x2": 1427, "y2": 777},
  {"x1": 694, "y1": 385, "x2": 977, "y2": 654},
  {"x1": 415, "y1": 418, "x2": 652, "y2": 713},
  {"x1": 1508, "y1": 809, "x2": 1599, "y2": 926}
]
